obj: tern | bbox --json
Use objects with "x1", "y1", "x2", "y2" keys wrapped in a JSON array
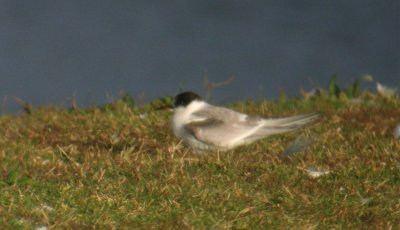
[{"x1": 171, "y1": 91, "x2": 319, "y2": 151}]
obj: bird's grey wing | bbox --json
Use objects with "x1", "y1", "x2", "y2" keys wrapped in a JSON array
[
  {"x1": 184, "y1": 105, "x2": 261, "y2": 146},
  {"x1": 184, "y1": 118, "x2": 255, "y2": 147},
  {"x1": 185, "y1": 106, "x2": 319, "y2": 147},
  {"x1": 191, "y1": 105, "x2": 249, "y2": 123}
]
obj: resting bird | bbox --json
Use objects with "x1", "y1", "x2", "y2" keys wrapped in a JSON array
[{"x1": 171, "y1": 91, "x2": 319, "y2": 151}]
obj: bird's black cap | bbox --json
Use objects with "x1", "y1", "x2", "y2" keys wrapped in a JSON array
[{"x1": 174, "y1": 91, "x2": 202, "y2": 108}]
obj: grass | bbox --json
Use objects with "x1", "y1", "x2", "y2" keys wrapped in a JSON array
[{"x1": 0, "y1": 92, "x2": 399, "y2": 229}]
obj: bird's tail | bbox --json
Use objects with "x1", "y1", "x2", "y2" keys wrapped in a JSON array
[{"x1": 256, "y1": 112, "x2": 320, "y2": 136}]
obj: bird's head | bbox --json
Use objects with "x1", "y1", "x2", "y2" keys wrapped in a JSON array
[{"x1": 173, "y1": 91, "x2": 202, "y2": 108}]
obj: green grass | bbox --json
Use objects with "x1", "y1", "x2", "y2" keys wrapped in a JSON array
[{"x1": 0, "y1": 93, "x2": 399, "y2": 229}]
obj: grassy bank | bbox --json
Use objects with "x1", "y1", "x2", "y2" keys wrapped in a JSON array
[{"x1": 0, "y1": 92, "x2": 399, "y2": 229}]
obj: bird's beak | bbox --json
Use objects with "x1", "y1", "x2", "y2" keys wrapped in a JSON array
[{"x1": 155, "y1": 104, "x2": 174, "y2": 111}]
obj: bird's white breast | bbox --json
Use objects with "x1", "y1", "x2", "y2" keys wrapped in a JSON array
[{"x1": 172, "y1": 100, "x2": 207, "y2": 139}]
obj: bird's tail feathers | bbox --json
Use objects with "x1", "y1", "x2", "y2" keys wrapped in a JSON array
[{"x1": 256, "y1": 112, "x2": 320, "y2": 136}]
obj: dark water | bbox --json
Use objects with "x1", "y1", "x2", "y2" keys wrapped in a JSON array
[{"x1": 0, "y1": 0, "x2": 399, "y2": 112}]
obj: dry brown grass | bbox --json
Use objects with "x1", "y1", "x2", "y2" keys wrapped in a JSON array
[{"x1": 0, "y1": 94, "x2": 399, "y2": 229}]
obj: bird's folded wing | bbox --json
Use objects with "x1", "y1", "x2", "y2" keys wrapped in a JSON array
[
  {"x1": 184, "y1": 118, "x2": 256, "y2": 147},
  {"x1": 184, "y1": 106, "x2": 261, "y2": 146}
]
